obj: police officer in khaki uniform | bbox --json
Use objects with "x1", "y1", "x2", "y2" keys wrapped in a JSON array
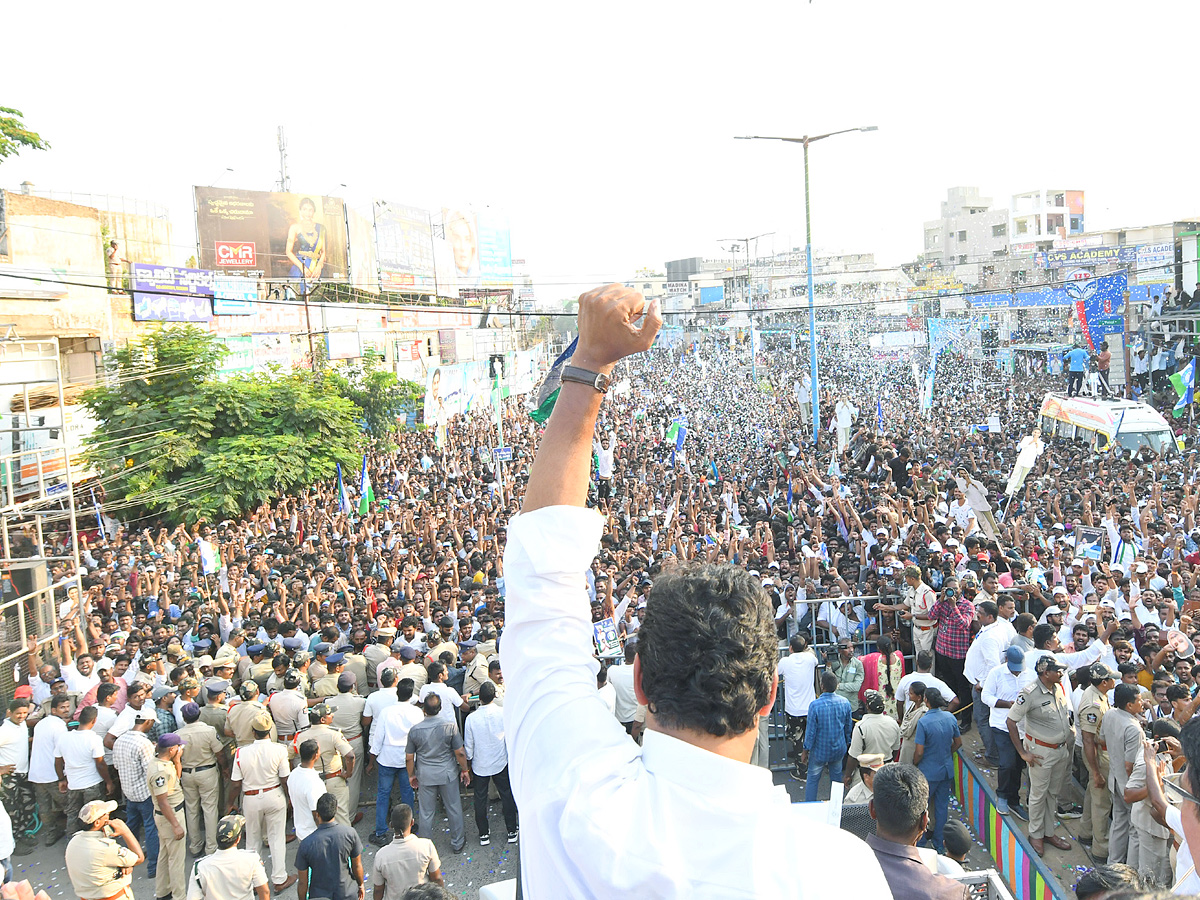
[
  {"x1": 229, "y1": 713, "x2": 295, "y2": 893},
  {"x1": 225, "y1": 682, "x2": 277, "y2": 748},
  {"x1": 176, "y1": 701, "x2": 227, "y2": 858},
  {"x1": 1077, "y1": 663, "x2": 1115, "y2": 861},
  {"x1": 311, "y1": 653, "x2": 345, "y2": 698},
  {"x1": 186, "y1": 814, "x2": 269, "y2": 900},
  {"x1": 198, "y1": 681, "x2": 230, "y2": 743},
  {"x1": 395, "y1": 645, "x2": 429, "y2": 693},
  {"x1": 341, "y1": 633, "x2": 370, "y2": 696},
  {"x1": 266, "y1": 670, "x2": 308, "y2": 751},
  {"x1": 327, "y1": 673, "x2": 367, "y2": 824},
  {"x1": 150, "y1": 733, "x2": 188, "y2": 900},
  {"x1": 1007, "y1": 655, "x2": 1073, "y2": 855},
  {"x1": 461, "y1": 640, "x2": 488, "y2": 699},
  {"x1": 247, "y1": 645, "x2": 276, "y2": 693},
  {"x1": 363, "y1": 629, "x2": 394, "y2": 691},
  {"x1": 301, "y1": 702, "x2": 355, "y2": 827}
]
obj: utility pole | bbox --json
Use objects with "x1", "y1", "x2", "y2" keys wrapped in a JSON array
[
  {"x1": 735, "y1": 128, "x2": 878, "y2": 441},
  {"x1": 277, "y1": 126, "x2": 290, "y2": 193}
]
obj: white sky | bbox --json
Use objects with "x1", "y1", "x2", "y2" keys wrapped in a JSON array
[{"x1": 4, "y1": 1, "x2": 1198, "y2": 301}]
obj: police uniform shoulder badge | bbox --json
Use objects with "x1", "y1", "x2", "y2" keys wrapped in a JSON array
[
  {"x1": 1085, "y1": 711, "x2": 1098, "y2": 724},
  {"x1": 154, "y1": 775, "x2": 167, "y2": 787},
  {"x1": 1016, "y1": 694, "x2": 1026, "y2": 705}
]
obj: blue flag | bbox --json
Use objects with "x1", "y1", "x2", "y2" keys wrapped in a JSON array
[
  {"x1": 710, "y1": 461, "x2": 719, "y2": 483},
  {"x1": 337, "y1": 463, "x2": 353, "y2": 515},
  {"x1": 674, "y1": 423, "x2": 687, "y2": 452},
  {"x1": 877, "y1": 398, "x2": 883, "y2": 430}
]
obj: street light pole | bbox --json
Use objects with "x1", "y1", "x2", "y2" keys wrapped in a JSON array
[
  {"x1": 803, "y1": 138, "x2": 818, "y2": 441},
  {"x1": 735, "y1": 127, "x2": 877, "y2": 443}
]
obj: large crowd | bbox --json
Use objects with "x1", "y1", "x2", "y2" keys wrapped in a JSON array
[{"x1": 1, "y1": 303, "x2": 1200, "y2": 900}]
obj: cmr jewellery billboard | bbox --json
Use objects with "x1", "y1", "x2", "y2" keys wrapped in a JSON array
[{"x1": 195, "y1": 187, "x2": 349, "y2": 285}]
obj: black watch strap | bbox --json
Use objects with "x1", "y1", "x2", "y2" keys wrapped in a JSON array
[{"x1": 561, "y1": 365, "x2": 611, "y2": 394}]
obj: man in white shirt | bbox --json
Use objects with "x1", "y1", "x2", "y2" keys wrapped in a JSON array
[
  {"x1": 982, "y1": 647, "x2": 1027, "y2": 816},
  {"x1": 606, "y1": 643, "x2": 641, "y2": 738},
  {"x1": 0, "y1": 699, "x2": 34, "y2": 854},
  {"x1": 29, "y1": 694, "x2": 72, "y2": 846},
  {"x1": 963, "y1": 601, "x2": 1011, "y2": 765},
  {"x1": 463, "y1": 681, "x2": 518, "y2": 845},
  {"x1": 368, "y1": 679, "x2": 423, "y2": 846},
  {"x1": 777, "y1": 633, "x2": 819, "y2": 779},
  {"x1": 54, "y1": 706, "x2": 112, "y2": 834},
  {"x1": 287, "y1": 738, "x2": 326, "y2": 843},
  {"x1": 501, "y1": 285, "x2": 891, "y2": 898},
  {"x1": 418, "y1": 664, "x2": 464, "y2": 730},
  {"x1": 834, "y1": 398, "x2": 858, "y2": 453},
  {"x1": 795, "y1": 374, "x2": 812, "y2": 426},
  {"x1": 61, "y1": 652, "x2": 101, "y2": 698}
]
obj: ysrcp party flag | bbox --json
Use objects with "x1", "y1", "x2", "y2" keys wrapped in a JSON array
[
  {"x1": 1171, "y1": 358, "x2": 1195, "y2": 418},
  {"x1": 529, "y1": 336, "x2": 578, "y2": 424}
]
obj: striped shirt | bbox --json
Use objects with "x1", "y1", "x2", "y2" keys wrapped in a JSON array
[{"x1": 112, "y1": 731, "x2": 154, "y2": 802}]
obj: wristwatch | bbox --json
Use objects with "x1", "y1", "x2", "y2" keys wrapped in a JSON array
[{"x1": 561, "y1": 365, "x2": 611, "y2": 394}]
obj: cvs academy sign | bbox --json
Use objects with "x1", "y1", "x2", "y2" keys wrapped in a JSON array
[{"x1": 215, "y1": 241, "x2": 257, "y2": 267}]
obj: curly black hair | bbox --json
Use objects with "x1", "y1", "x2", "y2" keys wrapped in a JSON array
[{"x1": 636, "y1": 564, "x2": 776, "y2": 737}]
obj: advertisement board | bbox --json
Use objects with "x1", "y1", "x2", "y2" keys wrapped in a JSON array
[
  {"x1": 212, "y1": 274, "x2": 258, "y2": 315},
  {"x1": 195, "y1": 187, "x2": 349, "y2": 284},
  {"x1": 326, "y1": 332, "x2": 361, "y2": 360},
  {"x1": 131, "y1": 263, "x2": 213, "y2": 322},
  {"x1": 216, "y1": 335, "x2": 255, "y2": 378},
  {"x1": 1136, "y1": 242, "x2": 1174, "y2": 282},
  {"x1": 347, "y1": 208, "x2": 379, "y2": 294},
  {"x1": 1044, "y1": 246, "x2": 1136, "y2": 268},
  {"x1": 432, "y1": 236, "x2": 459, "y2": 300},
  {"x1": 699, "y1": 286, "x2": 725, "y2": 305},
  {"x1": 212, "y1": 299, "x2": 306, "y2": 336},
  {"x1": 438, "y1": 329, "x2": 458, "y2": 364},
  {"x1": 442, "y1": 207, "x2": 512, "y2": 290},
  {"x1": 374, "y1": 202, "x2": 436, "y2": 293},
  {"x1": 1071, "y1": 272, "x2": 1126, "y2": 352},
  {"x1": 423, "y1": 360, "x2": 492, "y2": 438},
  {"x1": 251, "y1": 333, "x2": 293, "y2": 373}
]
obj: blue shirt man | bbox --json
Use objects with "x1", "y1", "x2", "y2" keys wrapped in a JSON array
[
  {"x1": 803, "y1": 671, "x2": 853, "y2": 801},
  {"x1": 1066, "y1": 348, "x2": 1089, "y2": 373},
  {"x1": 294, "y1": 793, "x2": 365, "y2": 900},
  {"x1": 914, "y1": 693, "x2": 962, "y2": 853}
]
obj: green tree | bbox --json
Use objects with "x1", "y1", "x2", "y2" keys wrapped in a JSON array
[
  {"x1": 0, "y1": 107, "x2": 50, "y2": 161},
  {"x1": 82, "y1": 326, "x2": 361, "y2": 524},
  {"x1": 327, "y1": 348, "x2": 421, "y2": 445}
]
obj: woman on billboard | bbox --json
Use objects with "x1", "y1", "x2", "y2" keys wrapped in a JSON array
[{"x1": 285, "y1": 197, "x2": 327, "y2": 285}]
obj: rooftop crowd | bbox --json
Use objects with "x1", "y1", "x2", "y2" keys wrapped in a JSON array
[{"x1": 2, "y1": 288, "x2": 1200, "y2": 899}]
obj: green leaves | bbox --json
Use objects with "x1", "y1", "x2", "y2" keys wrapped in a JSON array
[
  {"x1": 0, "y1": 106, "x2": 50, "y2": 161},
  {"x1": 82, "y1": 326, "x2": 365, "y2": 524}
]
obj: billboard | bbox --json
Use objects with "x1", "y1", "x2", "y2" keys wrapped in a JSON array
[
  {"x1": 195, "y1": 187, "x2": 349, "y2": 285},
  {"x1": 1136, "y1": 242, "x2": 1174, "y2": 283},
  {"x1": 374, "y1": 202, "x2": 436, "y2": 293},
  {"x1": 1044, "y1": 246, "x2": 1136, "y2": 268},
  {"x1": 699, "y1": 286, "x2": 725, "y2": 305},
  {"x1": 442, "y1": 207, "x2": 512, "y2": 290},
  {"x1": 347, "y1": 208, "x2": 379, "y2": 294},
  {"x1": 216, "y1": 335, "x2": 255, "y2": 379},
  {"x1": 1070, "y1": 272, "x2": 1126, "y2": 352},
  {"x1": 327, "y1": 332, "x2": 361, "y2": 360},
  {"x1": 212, "y1": 274, "x2": 257, "y2": 315},
  {"x1": 130, "y1": 263, "x2": 213, "y2": 322},
  {"x1": 252, "y1": 333, "x2": 293, "y2": 373},
  {"x1": 423, "y1": 360, "x2": 492, "y2": 444}
]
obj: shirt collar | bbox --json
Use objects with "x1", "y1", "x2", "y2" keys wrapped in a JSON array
[
  {"x1": 867, "y1": 833, "x2": 924, "y2": 862},
  {"x1": 640, "y1": 729, "x2": 785, "y2": 806}
]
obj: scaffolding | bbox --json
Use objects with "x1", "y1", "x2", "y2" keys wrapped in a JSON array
[{"x1": 0, "y1": 337, "x2": 82, "y2": 692}]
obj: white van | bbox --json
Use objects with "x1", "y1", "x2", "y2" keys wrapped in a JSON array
[{"x1": 1038, "y1": 393, "x2": 1181, "y2": 456}]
